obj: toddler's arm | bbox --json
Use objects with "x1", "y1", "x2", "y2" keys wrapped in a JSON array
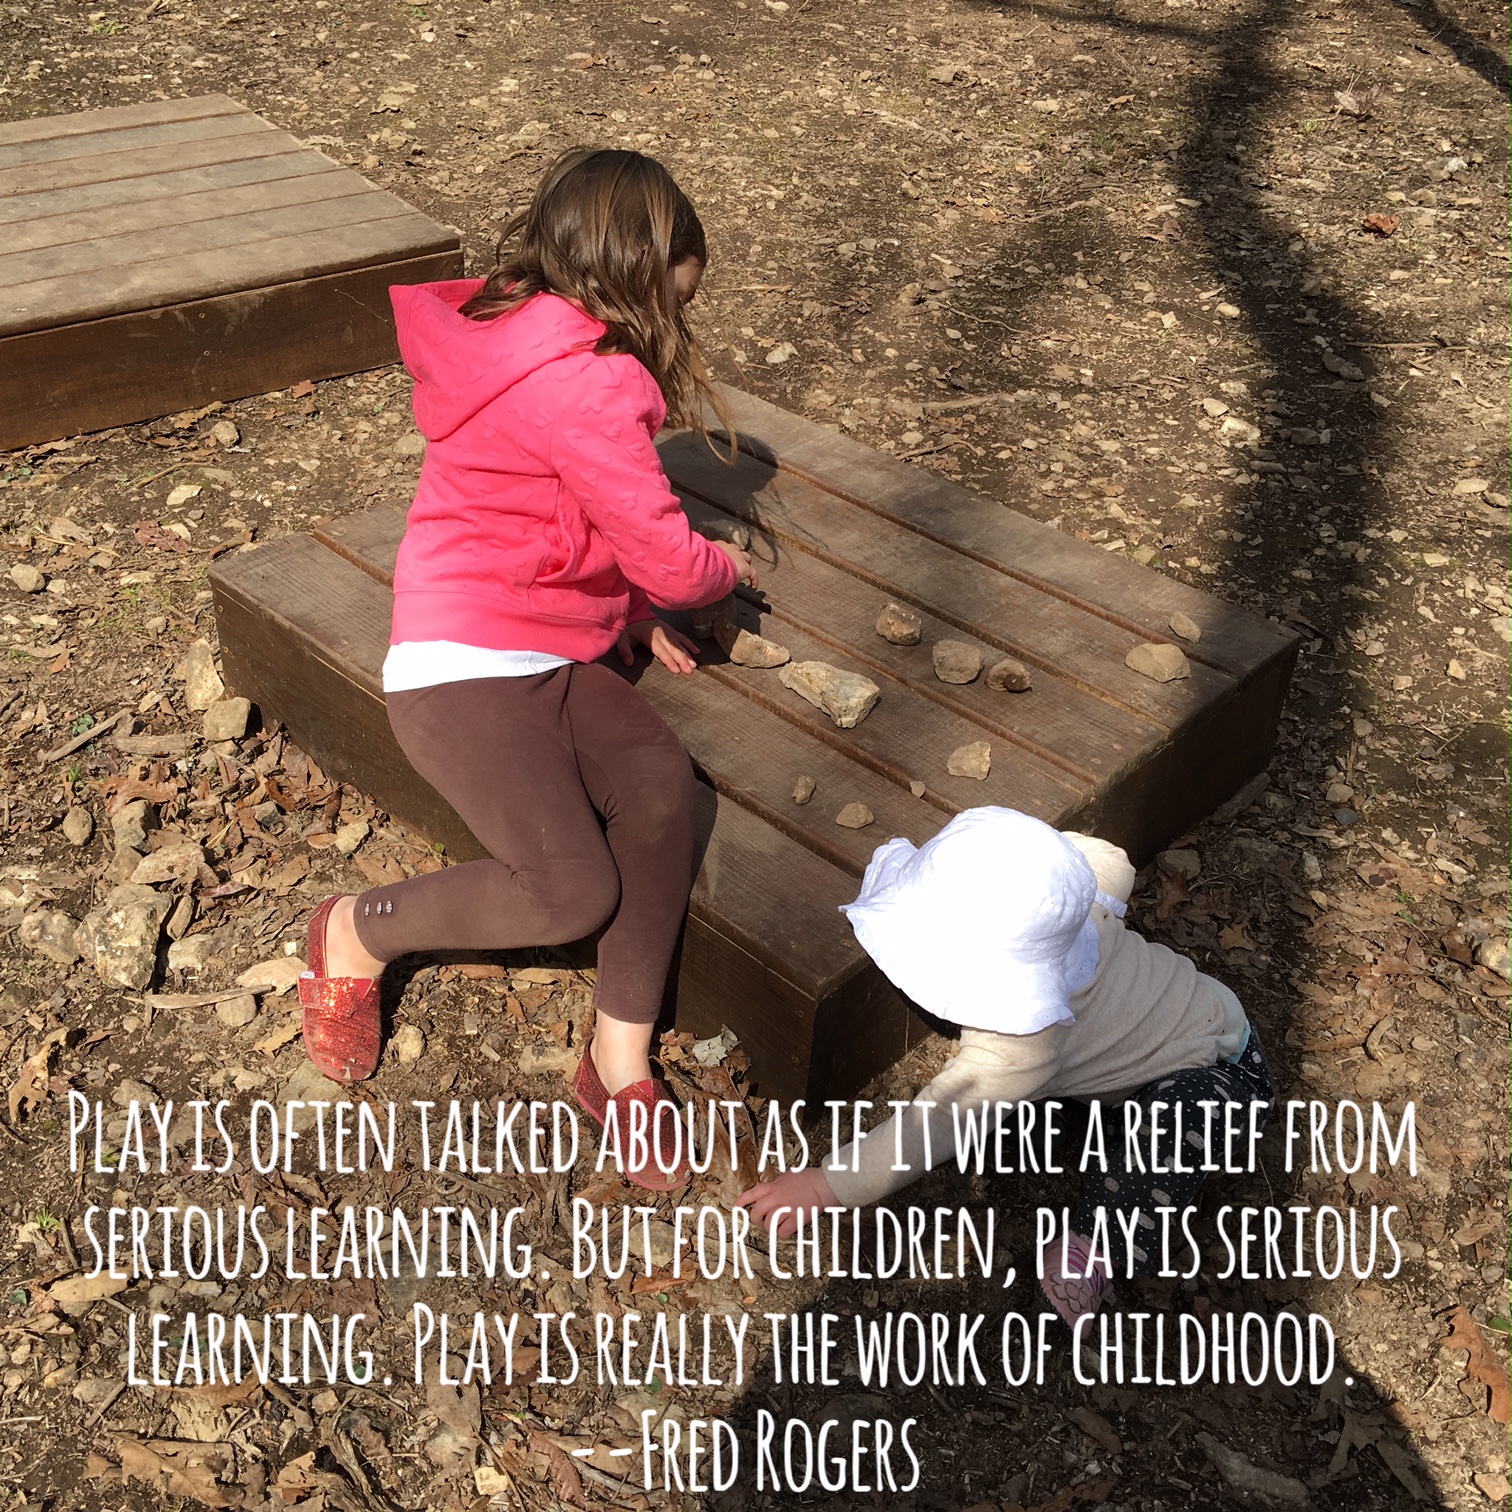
[
  {"x1": 548, "y1": 360, "x2": 739, "y2": 612},
  {"x1": 1061, "y1": 832, "x2": 1136, "y2": 906}
]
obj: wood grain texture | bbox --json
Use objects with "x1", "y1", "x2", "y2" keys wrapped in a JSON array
[{"x1": 0, "y1": 94, "x2": 245, "y2": 150}]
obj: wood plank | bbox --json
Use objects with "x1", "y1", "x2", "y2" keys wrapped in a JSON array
[
  {"x1": 3, "y1": 213, "x2": 459, "y2": 336},
  {"x1": 0, "y1": 94, "x2": 245, "y2": 151},
  {"x1": 711, "y1": 386, "x2": 1298, "y2": 680},
  {"x1": 0, "y1": 249, "x2": 462, "y2": 450},
  {"x1": 0, "y1": 127, "x2": 310, "y2": 203},
  {"x1": 0, "y1": 151, "x2": 331, "y2": 229},
  {"x1": 0, "y1": 110, "x2": 273, "y2": 174},
  {"x1": 0, "y1": 189, "x2": 420, "y2": 289},
  {"x1": 316, "y1": 505, "x2": 1084, "y2": 824},
  {"x1": 660, "y1": 433, "x2": 1229, "y2": 729},
  {"x1": 4, "y1": 161, "x2": 356, "y2": 254}
]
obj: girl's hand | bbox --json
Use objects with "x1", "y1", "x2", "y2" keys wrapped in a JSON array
[
  {"x1": 617, "y1": 618, "x2": 701, "y2": 675},
  {"x1": 712, "y1": 540, "x2": 759, "y2": 590},
  {"x1": 734, "y1": 1167, "x2": 839, "y2": 1239}
]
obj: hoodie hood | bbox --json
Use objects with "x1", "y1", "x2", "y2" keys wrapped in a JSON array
[{"x1": 390, "y1": 280, "x2": 609, "y2": 441}]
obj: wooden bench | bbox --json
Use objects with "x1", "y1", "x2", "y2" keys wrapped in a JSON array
[
  {"x1": 210, "y1": 387, "x2": 1297, "y2": 1102},
  {"x1": 0, "y1": 95, "x2": 461, "y2": 450}
]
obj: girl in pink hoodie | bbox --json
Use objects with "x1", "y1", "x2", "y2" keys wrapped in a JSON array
[{"x1": 298, "y1": 149, "x2": 754, "y2": 1189}]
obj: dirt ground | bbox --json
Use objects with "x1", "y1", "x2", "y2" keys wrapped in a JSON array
[{"x1": 1, "y1": 0, "x2": 1509, "y2": 1507}]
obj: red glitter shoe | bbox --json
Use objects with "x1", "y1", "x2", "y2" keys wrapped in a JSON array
[
  {"x1": 298, "y1": 896, "x2": 381, "y2": 1083},
  {"x1": 574, "y1": 1042, "x2": 688, "y2": 1193}
]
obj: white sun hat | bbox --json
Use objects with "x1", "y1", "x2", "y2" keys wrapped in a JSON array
[{"x1": 839, "y1": 806, "x2": 1102, "y2": 1035}]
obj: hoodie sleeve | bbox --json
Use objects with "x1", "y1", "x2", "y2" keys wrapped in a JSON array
[{"x1": 548, "y1": 357, "x2": 740, "y2": 612}]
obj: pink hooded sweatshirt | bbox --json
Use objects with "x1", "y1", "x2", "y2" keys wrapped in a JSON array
[{"x1": 387, "y1": 279, "x2": 739, "y2": 661}]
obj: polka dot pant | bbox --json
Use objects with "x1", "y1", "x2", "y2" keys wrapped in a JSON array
[{"x1": 1071, "y1": 1029, "x2": 1274, "y2": 1278}]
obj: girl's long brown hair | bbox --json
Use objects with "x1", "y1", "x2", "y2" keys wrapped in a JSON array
[{"x1": 461, "y1": 148, "x2": 734, "y2": 447}]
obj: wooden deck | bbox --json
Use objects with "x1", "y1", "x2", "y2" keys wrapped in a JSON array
[
  {"x1": 0, "y1": 95, "x2": 462, "y2": 450},
  {"x1": 210, "y1": 386, "x2": 1298, "y2": 1102}
]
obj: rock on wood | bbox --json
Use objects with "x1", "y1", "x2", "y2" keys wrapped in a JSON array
[
  {"x1": 932, "y1": 639, "x2": 983, "y2": 684},
  {"x1": 876, "y1": 602, "x2": 923, "y2": 645},
  {"x1": 1125, "y1": 642, "x2": 1191, "y2": 682},
  {"x1": 779, "y1": 661, "x2": 881, "y2": 728}
]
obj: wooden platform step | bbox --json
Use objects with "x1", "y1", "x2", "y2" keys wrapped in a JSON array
[
  {"x1": 210, "y1": 385, "x2": 1297, "y2": 1102},
  {"x1": 0, "y1": 95, "x2": 462, "y2": 450}
]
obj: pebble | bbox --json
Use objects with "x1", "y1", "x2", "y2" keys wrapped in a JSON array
[
  {"x1": 167, "y1": 934, "x2": 217, "y2": 973},
  {"x1": 1200, "y1": 397, "x2": 1230, "y2": 418},
  {"x1": 211, "y1": 419, "x2": 241, "y2": 448},
  {"x1": 61, "y1": 806, "x2": 94, "y2": 847},
  {"x1": 1168, "y1": 611, "x2": 1202, "y2": 643},
  {"x1": 1325, "y1": 781, "x2": 1355, "y2": 805},
  {"x1": 792, "y1": 775, "x2": 816, "y2": 805},
  {"x1": 238, "y1": 956, "x2": 308, "y2": 996},
  {"x1": 1125, "y1": 642, "x2": 1190, "y2": 682},
  {"x1": 985, "y1": 656, "x2": 1032, "y2": 692},
  {"x1": 202, "y1": 696, "x2": 251, "y2": 742},
  {"x1": 765, "y1": 341, "x2": 797, "y2": 365},
  {"x1": 1215, "y1": 302, "x2": 1242, "y2": 319},
  {"x1": 909, "y1": 780, "x2": 926, "y2": 797},
  {"x1": 1218, "y1": 415, "x2": 1261, "y2": 446},
  {"x1": 75, "y1": 885, "x2": 172, "y2": 990},
  {"x1": 1157, "y1": 848, "x2": 1201, "y2": 880},
  {"x1": 1474, "y1": 938, "x2": 1509, "y2": 980},
  {"x1": 714, "y1": 621, "x2": 790, "y2": 668},
  {"x1": 932, "y1": 639, "x2": 983, "y2": 685},
  {"x1": 393, "y1": 1024, "x2": 426, "y2": 1066},
  {"x1": 779, "y1": 661, "x2": 881, "y2": 728},
  {"x1": 335, "y1": 820, "x2": 370, "y2": 856},
  {"x1": 216, "y1": 995, "x2": 258, "y2": 1029},
  {"x1": 1334, "y1": 808, "x2": 1358, "y2": 827},
  {"x1": 835, "y1": 802, "x2": 875, "y2": 829},
  {"x1": 172, "y1": 639, "x2": 225, "y2": 711},
  {"x1": 166, "y1": 895, "x2": 195, "y2": 944},
  {"x1": 393, "y1": 432, "x2": 427, "y2": 459},
  {"x1": 1301, "y1": 851, "x2": 1322, "y2": 883},
  {"x1": 165, "y1": 483, "x2": 201, "y2": 511},
  {"x1": 947, "y1": 741, "x2": 991, "y2": 780},
  {"x1": 19, "y1": 909, "x2": 82, "y2": 967},
  {"x1": 875, "y1": 602, "x2": 923, "y2": 645},
  {"x1": 131, "y1": 841, "x2": 208, "y2": 889},
  {"x1": 9, "y1": 563, "x2": 45, "y2": 594},
  {"x1": 1446, "y1": 658, "x2": 1466, "y2": 681}
]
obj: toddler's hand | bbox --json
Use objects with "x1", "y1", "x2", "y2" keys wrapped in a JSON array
[
  {"x1": 734, "y1": 1167, "x2": 838, "y2": 1239},
  {"x1": 712, "y1": 540, "x2": 759, "y2": 590},
  {"x1": 618, "y1": 619, "x2": 700, "y2": 675}
]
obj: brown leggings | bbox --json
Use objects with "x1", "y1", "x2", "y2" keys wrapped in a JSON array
[{"x1": 351, "y1": 664, "x2": 697, "y2": 1025}]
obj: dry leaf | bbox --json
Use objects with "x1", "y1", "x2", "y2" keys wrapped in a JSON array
[
  {"x1": 50, "y1": 1273, "x2": 129, "y2": 1305},
  {"x1": 527, "y1": 1428, "x2": 588, "y2": 1507},
  {"x1": 1445, "y1": 1307, "x2": 1511, "y2": 1424},
  {"x1": 354, "y1": 851, "x2": 407, "y2": 888},
  {"x1": 114, "y1": 1438, "x2": 240, "y2": 1507},
  {"x1": 1361, "y1": 213, "x2": 1401, "y2": 236},
  {"x1": 1066, "y1": 1406, "x2": 1122, "y2": 1457},
  {"x1": 8, "y1": 1027, "x2": 68, "y2": 1123}
]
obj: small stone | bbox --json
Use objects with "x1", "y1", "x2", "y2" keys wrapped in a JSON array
[
  {"x1": 211, "y1": 418, "x2": 241, "y2": 448},
  {"x1": 909, "y1": 780, "x2": 926, "y2": 798},
  {"x1": 1130, "y1": 544, "x2": 1161, "y2": 566},
  {"x1": 165, "y1": 483, "x2": 202, "y2": 511},
  {"x1": 165, "y1": 894, "x2": 194, "y2": 942},
  {"x1": 75, "y1": 885, "x2": 172, "y2": 990},
  {"x1": 1200, "y1": 397, "x2": 1230, "y2": 418},
  {"x1": 1168, "y1": 611, "x2": 1202, "y2": 642},
  {"x1": 202, "y1": 696, "x2": 251, "y2": 742},
  {"x1": 875, "y1": 602, "x2": 923, "y2": 645},
  {"x1": 61, "y1": 806, "x2": 94, "y2": 847},
  {"x1": 932, "y1": 639, "x2": 983, "y2": 685},
  {"x1": 20, "y1": 909, "x2": 82, "y2": 967},
  {"x1": 985, "y1": 656, "x2": 1032, "y2": 692},
  {"x1": 238, "y1": 956, "x2": 308, "y2": 996},
  {"x1": 765, "y1": 341, "x2": 797, "y2": 366},
  {"x1": 690, "y1": 592, "x2": 735, "y2": 640},
  {"x1": 167, "y1": 934, "x2": 217, "y2": 973},
  {"x1": 393, "y1": 432, "x2": 427, "y2": 459},
  {"x1": 927, "y1": 62, "x2": 959, "y2": 82},
  {"x1": 131, "y1": 842, "x2": 208, "y2": 889},
  {"x1": 144, "y1": 614, "x2": 168, "y2": 637},
  {"x1": 1157, "y1": 848, "x2": 1201, "y2": 881},
  {"x1": 334, "y1": 820, "x2": 370, "y2": 856},
  {"x1": 393, "y1": 1023, "x2": 426, "y2": 1065},
  {"x1": 792, "y1": 776, "x2": 816, "y2": 805},
  {"x1": 1215, "y1": 302, "x2": 1241, "y2": 319},
  {"x1": 1218, "y1": 415, "x2": 1261, "y2": 445},
  {"x1": 1125, "y1": 642, "x2": 1190, "y2": 682},
  {"x1": 280, "y1": 1061, "x2": 347, "y2": 1134},
  {"x1": 1325, "y1": 781, "x2": 1355, "y2": 805},
  {"x1": 105, "y1": 805, "x2": 147, "y2": 853},
  {"x1": 714, "y1": 621, "x2": 790, "y2": 668},
  {"x1": 778, "y1": 661, "x2": 881, "y2": 728},
  {"x1": 9, "y1": 563, "x2": 45, "y2": 593},
  {"x1": 1452, "y1": 476, "x2": 1488, "y2": 497},
  {"x1": 172, "y1": 639, "x2": 225, "y2": 710},
  {"x1": 1301, "y1": 851, "x2": 1322, "y2": 883},
  {"x1": 1475, "y1": 938, "x2": 1510, "y2": 981},
  {"x1": 216, "y1": 995, "x2": 258, "y2": 1029},
  {"x1": 1333, "y1": 808, "x2": 1358, "y2": 827},
  {"x1": 1446, "y1": 658, "x2": 1466, "y2": 681},
  {"x1": 947, "y1": 741, "x2": 991, "y2": 780},
  {"x1": 835, "y1": 802, "x2": 875, "y2": 829}
]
